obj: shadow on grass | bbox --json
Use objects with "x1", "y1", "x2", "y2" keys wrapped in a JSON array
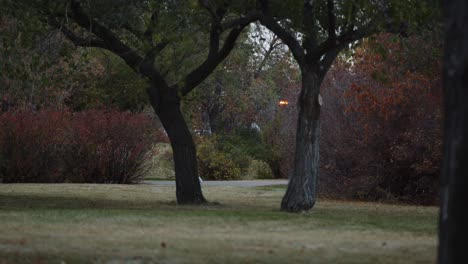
[
  {"x1": 0, "y1": 192, "x2": 289, "y2": 220},
  {"x1": 0, "y1": 193, "x2": 438, "y2": 235},
  {"x1": 0, "y1": 193, "x2": 176, "y2": 210}
]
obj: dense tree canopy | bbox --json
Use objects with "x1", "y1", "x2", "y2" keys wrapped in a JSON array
[{"x1": 3, "y1": 0, "x2": 263, "y2": 204}]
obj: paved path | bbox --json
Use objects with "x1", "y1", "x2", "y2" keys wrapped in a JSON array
[{"x1": 142, "y1": 179, "x2": 288, "y2": 187}]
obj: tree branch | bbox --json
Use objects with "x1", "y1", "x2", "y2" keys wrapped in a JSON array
[
  {"x1": 310, "y1": 22, "x2": 377, "y2": 62},
  {"x1": 344, "y1": 2, "x2": 357, "y2": 32},
  {"x1": 221, "y1": 10, "x2": 259, "y2": 31},
  {"x1": 121, "y1": 22, "x2": 144, "y2": 40},
  {"x1": 179, "y1": 28, "x2": 239, "y2": 95},
  {"x1": 143, "y1": 41, "x2": 169, "y2": 66},
  {"x1": 258, "y1": 0, "x2": 305, "y2": 66},
  {"x1": 180, "y1": 16, "x2": 255, "y2": 95},
  {"x1": 326, "y1": 0, "x2": 336, "y2": 41},
  {"x1": 121, "y1": 9, "x2": 168, "y2": 68},
  {"x1": 65, "y1": 0, "x2": 167, "y2": 89},
  {"x1": 199, "y1": 0, "x2": 228, "y2": 23},
  {"x1": 313, "y1": 14, "x2": 407, "y2": 68},
  {"x1": 49, "y1": 17, "x2": 106, "y2": 48},
  {"x1": 143, "y1": 10, "x2": 158, "y2": 46},
  {"x1": 318, "y1": 47, "x2": 341, "y2": 82},
  {"x1": 302, "y1": 0, "x2": 318, "y2": 52},
  {"x1": 254, "y1": 36, "x2": 281, "y2": 78}
]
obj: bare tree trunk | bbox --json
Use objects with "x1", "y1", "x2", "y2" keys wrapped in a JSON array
[
  {"x1": 267, "y1": 160, "x2": 284, "y2": 179},
  {"x1": 281, "y1": 66, "x2": 321, "y2": 212},
  {"x1": 149, "y1": 87, "x2": 206, "y2": 204},
  {"x1": 438, "y1": 1, "x2": 468, "y2": 262}
]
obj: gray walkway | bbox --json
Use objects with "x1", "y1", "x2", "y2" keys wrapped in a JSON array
[{"x1": 142, "y1": 179, "x2": 288, "y2": 187}]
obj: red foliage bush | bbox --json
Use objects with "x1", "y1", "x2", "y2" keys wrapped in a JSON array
[
  {"x1": 0, "y1": 110, "x2": 69, "y2": 183},
  {"x1": 0, "y1": 109, "x2": 159, "y2": 184},
  {"x1": 319, "y1": 33, "x2": 443, "y2": 204},
  {"x1": 63, "y1": 110, "x2": 157, "y2": 183}
]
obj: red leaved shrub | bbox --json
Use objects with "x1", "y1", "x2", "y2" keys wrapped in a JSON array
[
  {"x1": 0, "y1": 109, "x2": 159, "y2": 184},
  {"x1": 0, "y1": 110, "x2": 69, "y2": 183},
  {"x1": 319, "y1": 33, "x2": 442, "y2": 204},
  {"x1": 63, "y1": 110, "x2": 156, "y2": 183}
]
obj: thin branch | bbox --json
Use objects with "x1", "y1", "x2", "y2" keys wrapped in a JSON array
[
  {"x1": 143, "y1": 41, "x2": 169, "y2": 66},
  {"x1": 344, "y1": 2, "x2": 357, "y2": 32},
  {"x1": 66, "y1": 0, "x2": 167, "y2": 88},
  {"x1": 313, "y1": 12, "x2": 407, "y2": 66},
  {"x1": 121, "y1": 9, "x2": 168, "y2": 67},
  {"x1": 180, "y1": 17, "x2": 255, "y2": 95},
  {"x1": 254, "y1": 36, "x2": 281, "y2": 78},
  {"x1": 50, "y1": 17, "x2": 106, "y2": 48},
  {"x1": 326, "y1": 0, "x2": 336, "y2": 41},
  {"x1": 258, "y1": 0, "x2": 305, "y2": 66},
  {"x1": 302, "y1": 0, "x2": 318, "y2": 51},
  {"x1": 221, "y1": 10, "x2": 260, "y2": 31},
  {"x1": 199, "y1": 0, "x2": 220, "y2": 21},
  {"x1": 318, "y1": 47, "x2": 341, "y2": 82},
  {"x1": 143, "y1": 10, "x2": 158, "y2": 46},
  {"x1": 179, "y1": 29, "x2": 236, "y2": 95},
  {"x1": 121, "y1": 22, "x2": 144, "y2": 39},
  {"x1": 311, "y1": 22, "x2": 376, "y2": 61}
]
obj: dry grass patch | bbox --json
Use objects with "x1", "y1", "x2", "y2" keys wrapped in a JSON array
[{"x1": 0, "y1": 184, "x2": 438, "y2": 263}]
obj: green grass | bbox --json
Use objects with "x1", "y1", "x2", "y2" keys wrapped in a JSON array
[
  {"x1": 0, "y1": 184, "x2": 438, "y2": 263},
  {"x1": 254, "y1": 185, "x2": 287, "y2": 192},
  {"x1": 142, "y1": 177, "x2": 172, "y2": 181}
]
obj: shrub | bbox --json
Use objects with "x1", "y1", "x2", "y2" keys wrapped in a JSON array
[
  {"x1": 223, "y1": 146, "x2": 252, "y2": 175},
  {"x1": 254, "y1": 161, "x2": 273, "y2": 179},
  {"x1": 220, "y1": 128, "x2": 292, "y2": 179},
  {"x1": 197, "y1": 138, "x2": 241, "y2": 180},
  {"x1": 62, "y1": 110, "x2": 156, "y2": 184},
  {"x1": 0, "y1": 109, "x2": 157, "y2": 184},
  {"x1": 0, "y1": 110, "x2": 69, "y2": 183},
  {"x1": 319, "y1": 33, "x2": 442, "y2": 204}
]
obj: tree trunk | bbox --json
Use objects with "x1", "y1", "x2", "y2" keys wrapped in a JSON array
[
  {"x1": 149, "y1": 87, "x2": 206, "y2": 204},
  {"x1": 267, "y1": 159, "x2": 284, "y2": 179},
  {"x1": 438, "y1": 1, "x2": 468, "y2": 262},
  {"x1": 281, "y1": 66, "x2": 321, "y2": 212}
]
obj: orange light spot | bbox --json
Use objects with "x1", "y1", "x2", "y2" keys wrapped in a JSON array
[{"x1": 279, "y1": 100, "x2": 289, "y2": 106}]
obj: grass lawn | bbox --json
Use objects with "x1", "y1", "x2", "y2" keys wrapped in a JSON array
[{"x1": 0, "y1": 184, "x2": 438, "y2": 263}]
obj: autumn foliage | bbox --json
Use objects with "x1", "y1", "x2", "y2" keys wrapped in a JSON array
[
  {"x1": 0, "y1": 110, "x2": 69, "y2": 183},
  {"x1": 0, "y1": 109, "x2": 162, "y2": 183},
  {"x1": 320, "y1": 33, "x2": 443, "y2": 204}
]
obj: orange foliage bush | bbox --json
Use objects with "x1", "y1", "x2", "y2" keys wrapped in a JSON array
[{"x1": 320, "y1": 33, "x2": 443, "y2": 204}]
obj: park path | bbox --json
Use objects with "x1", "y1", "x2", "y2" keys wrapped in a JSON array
[{"x1": 142, "y1": 179, "x2": 288, "y2": 187}]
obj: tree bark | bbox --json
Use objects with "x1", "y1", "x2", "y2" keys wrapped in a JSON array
[
  {"x1": 438, "y1": 0, "x2": 468, "y2": 262},
  {"x1": 149, "y1": 87, "x2": 206, "y2": 204},
  {"x1": 281, "y1": 66, "x2": 321, "y2": 212},
  {"x1": 267, "y1": 160, "x2": 284, "y2": 179}
]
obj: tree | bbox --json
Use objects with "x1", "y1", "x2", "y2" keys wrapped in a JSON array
[
  {"x1": 438, "y1": 0, "x2": 468, "y2": 263},
  {"x1": 252, "y1": 0, "x2": 438, "y2": 212},
  {"x1": 8, "y1": 0, "x2": 259, "y2": 204}
]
